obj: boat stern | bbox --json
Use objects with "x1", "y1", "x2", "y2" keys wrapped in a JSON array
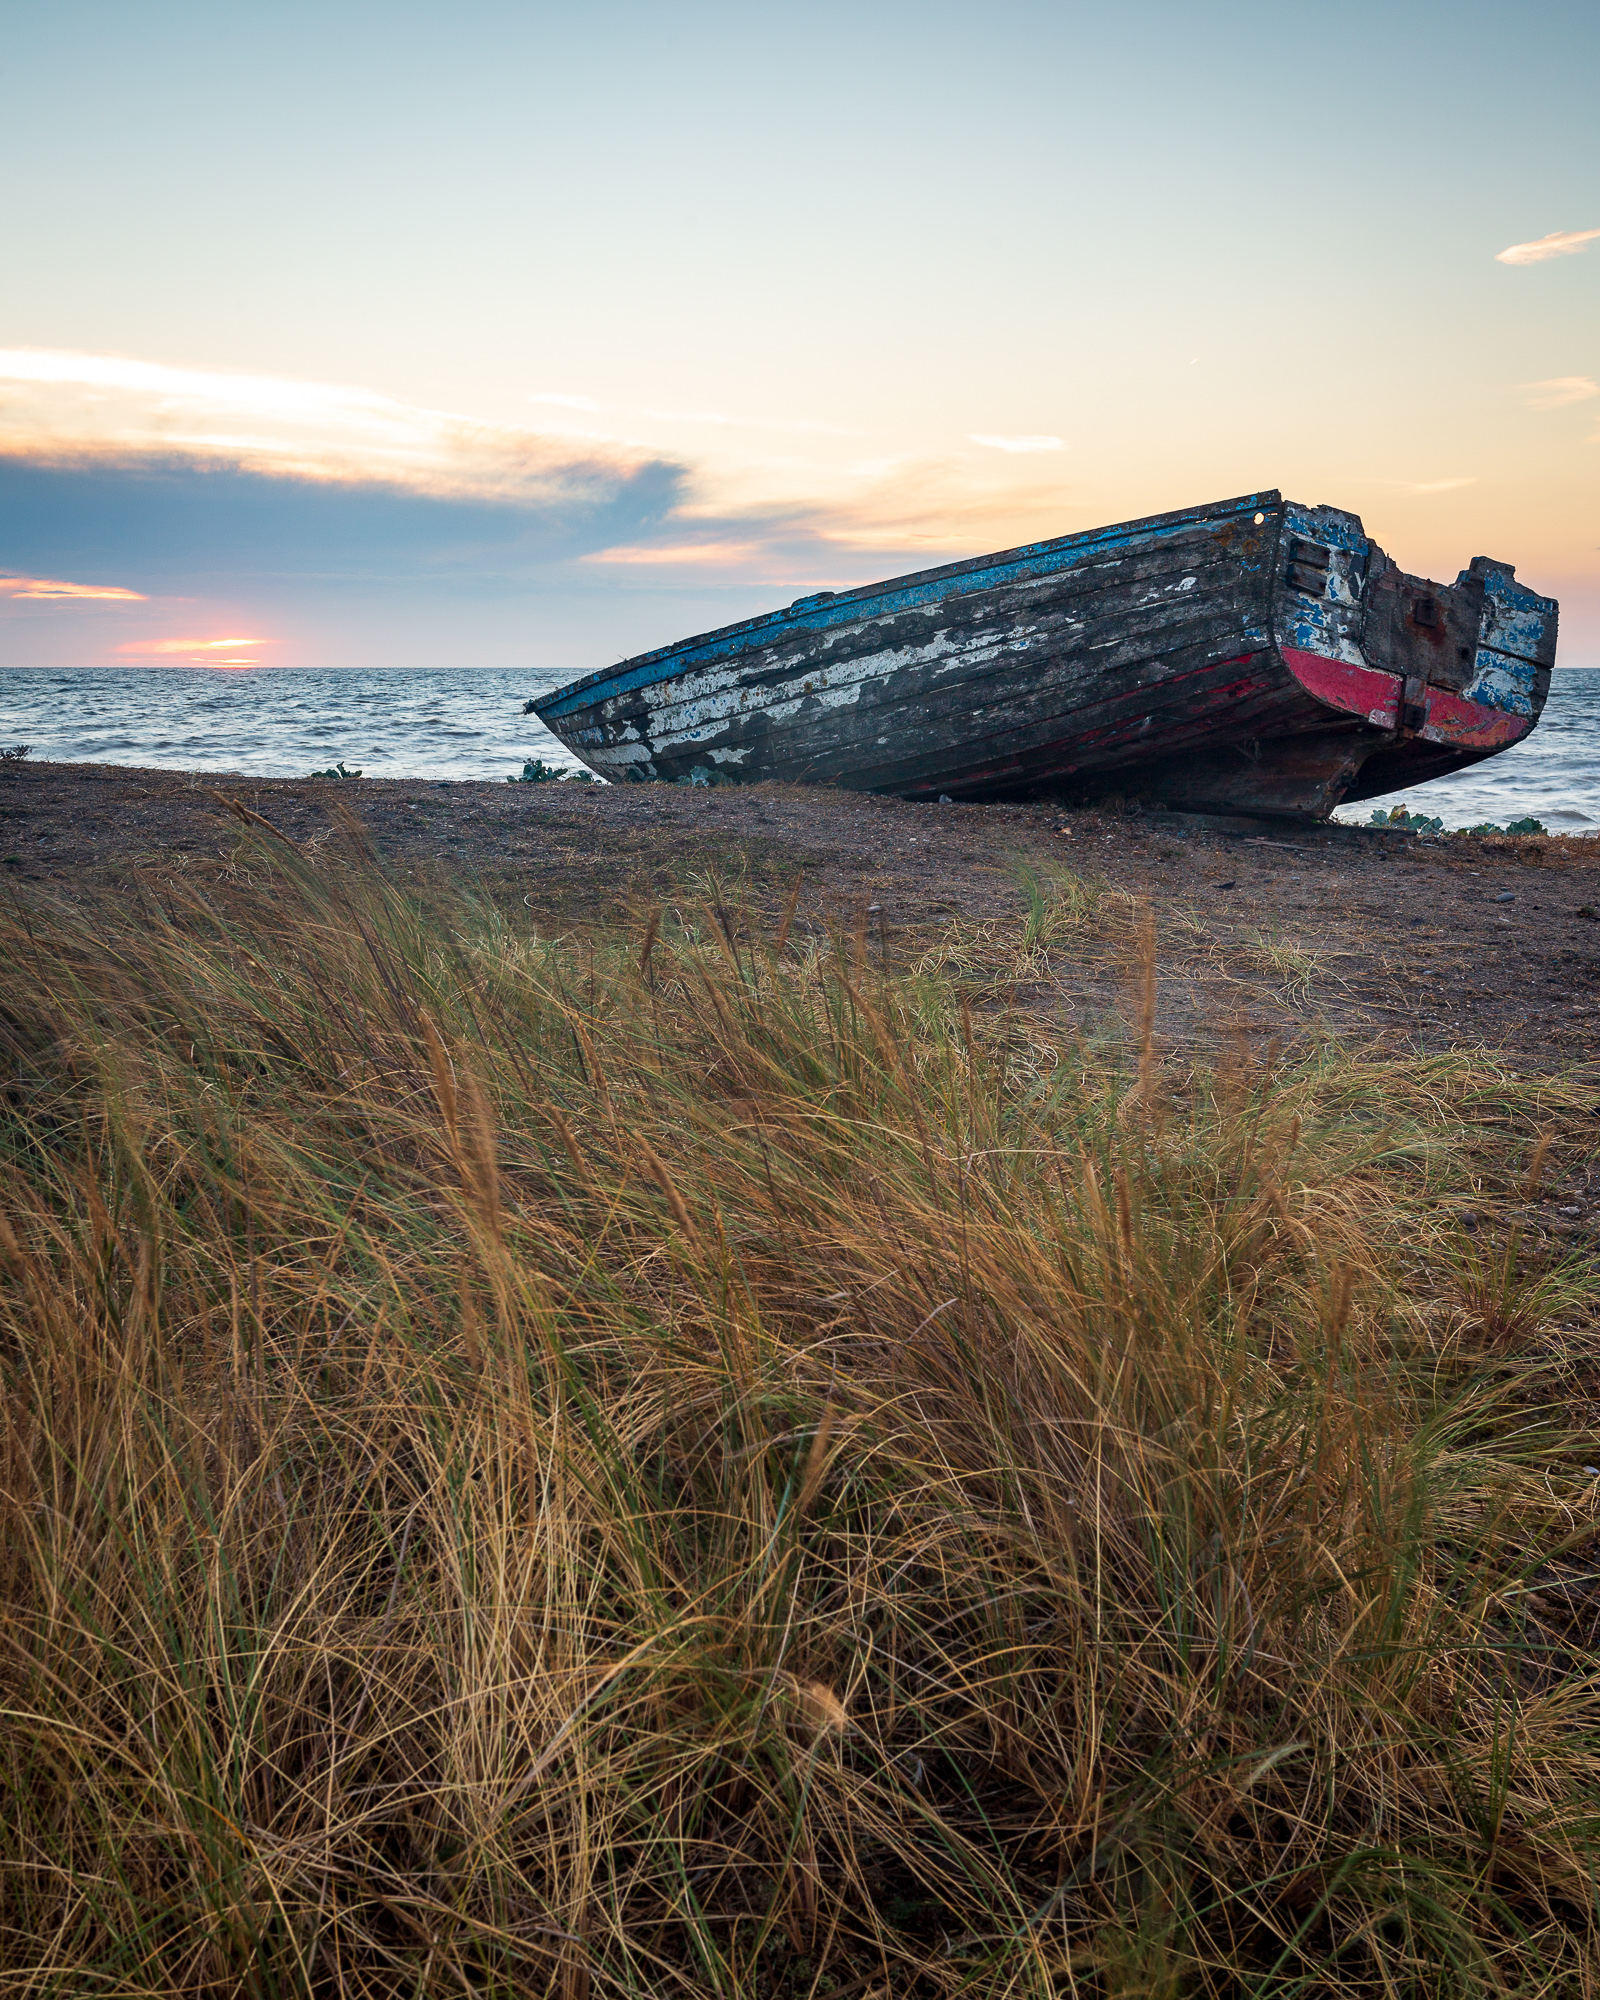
[{"x1": 1271, "y1": 504, "x2": 1558, "y2": 800}]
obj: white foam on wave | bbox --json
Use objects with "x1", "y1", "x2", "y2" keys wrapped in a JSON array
[
  {"x1": 0, "y1": 665, "x2": 578, "y2": 784},
  {"x1": 2, "y1": 665, "x2": 1596, "y2": 824}
]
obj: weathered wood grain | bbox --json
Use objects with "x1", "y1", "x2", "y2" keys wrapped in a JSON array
[{"x1": 534, "y1": 492, "x2": 1558, "y2": 820}]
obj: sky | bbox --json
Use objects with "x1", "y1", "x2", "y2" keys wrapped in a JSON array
[{"x1": 2, "y1": 0, "x2": 1596, "y2": 685}]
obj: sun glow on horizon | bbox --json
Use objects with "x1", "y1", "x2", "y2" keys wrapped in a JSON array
[{"x1": 116, "y1": 635, "x2": 274, "y2": 668}]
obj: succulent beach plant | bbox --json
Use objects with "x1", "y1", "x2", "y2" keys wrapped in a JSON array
[{"x1": 507, "y1": 757, "x2": 595, "y2": 782}]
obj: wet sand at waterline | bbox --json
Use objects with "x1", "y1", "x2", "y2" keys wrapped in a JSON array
[{"x1": 6, "y1": 758, "x2": 1600, "y2": 1064}]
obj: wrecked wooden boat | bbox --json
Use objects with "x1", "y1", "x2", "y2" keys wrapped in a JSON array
[{"x1": 532, "y1": 491, "x2": 1558, "y2": 819}]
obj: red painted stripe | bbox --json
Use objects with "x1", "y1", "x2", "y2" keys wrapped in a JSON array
[
  {"x1": 1281, "y1": 646, "x2": 1529, "y2": 751},
  {"x1": 1414, "y1": 684, "x2": 1528, "y2": 749},
  {"x1": 1281, "y1": 647, "x2": 1401, "y2": 727}
]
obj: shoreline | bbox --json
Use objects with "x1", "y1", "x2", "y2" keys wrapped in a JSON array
[{"x1": 3, "y1": 755, "x2": 1599, "y2": 1063}]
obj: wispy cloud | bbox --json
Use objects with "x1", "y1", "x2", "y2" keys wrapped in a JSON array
[
  {"x1": 967, "y1": 433, "x2": 1066, "y2": 453},
  {"x1": 523, "y1": 391, "x2": 857, "y2": 440},
  {"x1": 584, "y1": 540, "x2": 761, "y2": 566},
  {"x1": 1495, "y1": 227, "x2": 1600, "y2": 266},
  {"x1": 0, "y1": 349, "x2": 675, "y2": 508},
  {"x1": 0, "y1": 351, "x2": 691, "y2": 597},
  {"x1": 559, "y1": 437, "x2": 1086, "y2": 591},
  {"x1": 1521, "y1": 375, "x2": 1600, "y2": 410},
  {"x1": 0, "y1": 348, "x2": 400, "y2": 416},
  {"x1": 643, "y1": 408, "x2": 859, "y2": 437},
  {"x1": 0, "y1": 573, "x2": 146, "y2": 600},
  {"x1": 1386, "y1": 477, "x2": 1477, "y2": 495},
  {"x1": 0, "y1": 349, "x2": 1095, "y2": 623}
]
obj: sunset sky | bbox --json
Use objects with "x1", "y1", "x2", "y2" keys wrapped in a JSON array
[{"x1": 2, "y1": 0, "x2": 1596, "y2": 683}]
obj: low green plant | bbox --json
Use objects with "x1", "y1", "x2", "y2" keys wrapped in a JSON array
[
  {"x1": 1, "y1": 843, "x2": 1597, "y2": 1995},
  {"x1": 308, "y1": 758, "x2": 362, "y2": 778},
  {"x1": 1371, "y1": 805, "x2": 1551, "y2": 838},
  {"x1": 1462, "y1": 815, "x2": 1549, "y2": 837},
  {"x1": 1370, "y1": 804, "x2": 1446, "y2": 833},
  {"x1": 507, "y1": 757, "x2": 596, "y2": 783}
]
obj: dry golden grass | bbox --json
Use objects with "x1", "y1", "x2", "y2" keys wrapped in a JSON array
[{"x1": 2, "y1": 833, "x2": 1599, "y2": 1997}]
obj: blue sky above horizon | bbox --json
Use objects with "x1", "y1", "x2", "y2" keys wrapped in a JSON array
[{"x1": 2, "y1": 0, "x2": 1596, "y2": 681}]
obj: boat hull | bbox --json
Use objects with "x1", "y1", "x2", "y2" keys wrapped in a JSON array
[{"x1": 534, "y1": 492, "x2": 1558, "y2": 820}]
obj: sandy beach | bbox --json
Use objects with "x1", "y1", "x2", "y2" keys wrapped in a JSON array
[{"x1": 4, "y1": 757, "x2": 1600, "y2": 1063}]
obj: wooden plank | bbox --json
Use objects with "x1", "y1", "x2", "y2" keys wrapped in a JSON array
[{"x1": 535, "y1": 492, "x2": 1557, "y2": 821}]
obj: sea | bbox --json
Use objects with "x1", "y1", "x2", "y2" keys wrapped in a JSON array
[{"x1": 0, "y1": 664, "x2": 1596, "y2": 833}]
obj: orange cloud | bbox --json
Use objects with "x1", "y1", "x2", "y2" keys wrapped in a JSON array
[
  {"x1": 1495, "y1": 227, "x2": 1600, "y2": 266},
  {"x1": 584, "y1": 540, "x2": 761, "y2": 566},
  {"x1": 801, "y1": 454, "x2": 1083, "y2": 552},
  {"x1": 0, "y1": 574, "x2": 146, "y2": 600},
  {"x1": 0, "y1": 348, "x2": 664, "y2": 508}
]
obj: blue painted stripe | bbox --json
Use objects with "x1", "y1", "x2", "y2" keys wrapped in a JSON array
[
  {"x1": 1281, "y1": 502, "x2": 1368, "y2": 556},
  {"x1": 538, "y1": 490, "x2": 1282, "y2": 720},
  {"x1": 1464, "y1": 649, "x2": 1539, "y2": 717}
]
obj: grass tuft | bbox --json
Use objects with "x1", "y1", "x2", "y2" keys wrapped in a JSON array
[{"x1": 2, "y1": 838, "x2": 1599, "y2": 1995}]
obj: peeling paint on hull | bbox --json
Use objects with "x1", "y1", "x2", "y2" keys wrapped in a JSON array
[{"x1": 534, "y1": 491, "x2": 1559, "y2": 820}]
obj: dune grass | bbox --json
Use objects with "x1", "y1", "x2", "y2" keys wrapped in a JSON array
[{"x1": 2, "y1": 831, "x2": 1600, "y2": 1997}]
